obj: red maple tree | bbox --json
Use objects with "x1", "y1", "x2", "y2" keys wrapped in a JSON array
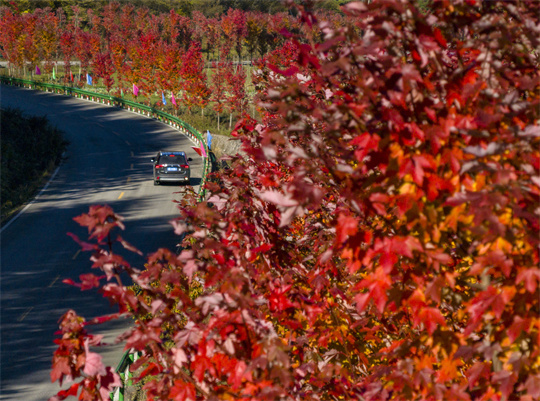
[
  {"x1": 225, "y1": 64, "x2": 247, "y2": 128},
  {"x1": 93, "y1": 51, "x2": 115, "y2": 93},
  {"x1": 209, "y1": 59, "x2": 232, "y2": 130},
  {"x1": 180, "y1": 41, "x2": 210, "y2": 113},
  {"x1": 49, "y1": 2, "x2": 540, "y2": 401}
]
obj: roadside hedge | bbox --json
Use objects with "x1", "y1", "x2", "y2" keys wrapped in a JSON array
[{"x1": 1, "y1": 107, "x2": 68, "y2": 224}]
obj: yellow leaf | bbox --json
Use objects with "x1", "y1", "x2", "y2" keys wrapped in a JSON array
[
  {"x1": 491, "y1": 237, "x2": 512, "y2": 253},
  {"x1": 399, "y1": 182, "x2": 416, "y2": 195}
]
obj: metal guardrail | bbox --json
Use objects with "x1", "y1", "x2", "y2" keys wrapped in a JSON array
[
  {"x1": 0, "y1": 75, "x2": 211, "y2": 400},
  {"x1": 0, "y1": 76, "x2": 210, "y2": 202}
]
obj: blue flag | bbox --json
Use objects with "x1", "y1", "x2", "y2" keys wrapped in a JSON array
[
  {"x1": 162, "y1": 92, "x2": 167, "y2": 105},
  {"x1": 206, "y1": 130, "x2": 212, "y2": 150},
  {"x1": 86, "y1": 73, "x2": 92, "y2": 86}
]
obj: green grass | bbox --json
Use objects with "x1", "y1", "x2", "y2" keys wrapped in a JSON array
[{"x1": 0, "y1": 108, "x2": 68, "y2": 226}]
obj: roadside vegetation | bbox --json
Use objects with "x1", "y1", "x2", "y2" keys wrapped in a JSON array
[
  {"x1": 1, "y1": 1, "x2": 539, "y2": 401},
  {"x1": 0, "y1": 108, "x2": 68, "y2": 225}
]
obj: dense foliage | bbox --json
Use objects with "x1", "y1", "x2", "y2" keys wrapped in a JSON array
[
  {"x1": 0, "y1": 0, "x2": 349, "y2": 18},
  {"x1": 0, "y1": 108, "x2": 67, "y2": 224},
  {"x1": 48, "y1": 0, "x2": 539, "y2": 400},
  {"x1": 0, "y1": 1, "x2": 347, "y2": 127}
]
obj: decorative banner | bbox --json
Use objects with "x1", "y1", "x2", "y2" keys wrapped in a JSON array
[
  {"x1": 70, "y1": 71, "x2": 73, "y2": 81},
  {"x1": 200, "y1": 141, "x2": 207, "y2": 157},
  {"x1": 52, "y1": 66, "x2": 56, "y2": 80},
  {"x1": 162, "y1": 91, "x2": 167, "y2": 105},
  {"x1": 86, "y1": 73, "x2": 92, "y2": 86},
  {"x1": 35, "y1": 65, "x2": 41, "y2": 75},
  {"x1": 121, "y1": 88, "x2": 124, "y2": 98},
  {"x1": 206, "y1": 130, "x2": 213, "y2": 150},
  {"x1": 192, "y1": 144, "x2": 207, "y2": 157},
  {"x1": 171, "y1": 92, "x2": 177, "y2": 106},
  {"x1": 133, "y1": 83, "x2": 139, "y2": 96},
  {"x1": 192, "y1": 146, "x2": 202, "y2": 157}
]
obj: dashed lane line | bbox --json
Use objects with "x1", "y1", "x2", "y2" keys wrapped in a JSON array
[
  {"x1": 17, "y1": 307, "x2": 33, "y2": 322},
  {"x1": 48, "y1": 275, "x2": 60, "y2": 287}
]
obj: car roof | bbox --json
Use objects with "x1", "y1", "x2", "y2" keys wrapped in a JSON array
[{"x1": 159, "y1": 151, "x2": 186, "y2": 156}]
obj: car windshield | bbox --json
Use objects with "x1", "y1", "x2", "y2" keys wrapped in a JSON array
[{"x1": 160, "y1": 155, "x2": 187, "y2": 164}]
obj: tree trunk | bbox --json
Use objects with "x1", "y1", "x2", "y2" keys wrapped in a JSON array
[
  {"x1": 217, "y1": 113, "x2": 220, "y2": 131},
  {"x1": 229, "y1": 112, "x2": 232, "y2": 129}
]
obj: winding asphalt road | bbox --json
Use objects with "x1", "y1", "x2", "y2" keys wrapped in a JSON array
[{"x1": 0, "y1": 85, "x2": 202, "y2": 400}]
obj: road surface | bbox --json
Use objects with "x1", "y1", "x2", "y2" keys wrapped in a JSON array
[{"x1": 0, "y1": 84, "x2": 202, "y2": 400}]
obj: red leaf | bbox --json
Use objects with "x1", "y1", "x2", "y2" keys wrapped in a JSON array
[
  {"x1": 507, "y1": 316, "x2": 530, "y2": 343},
  {"x1": 139, "y1": 362, "x2": 162, "y2": 378},
  {"x1": 50, "y1": 356, "x2": 71, "y2": 383},
  {"x1": 53, "y1": 382, "x2": 80, "y2": 400},
  {"x1": 259, "y1": 190, "x2": 298, "y2": 207},
  {"x1": 516, "y1": 268, "x2": 540, "y2": 293},
  {"x1": 465, "y1": 362, "x2": 490, "y2": 390},
  {"x1": 229, "y1": 360, "x2": 247, "y2": 389},
  {"x1": 434, "y1": 28, "x2": 447, "y2": 47},
  {"x1": 83, "y1": 350, "x2": 106, "y2": 377},
  {"x1": 336, "y1": 214, "x2": 358, "y2": 244},
  {"x1": 354, "y1": 292, "x2": 370, "y2": 313},
  {"x1": 66, "y1": 233, "x2": 98, "y2": 251},
  {"x1": 169, "y1": 380, "x2": 196, "y2": 401},
  {"x1": 62, "y1": 278, "x2": 80, "y2": 288},
  {"x1": 521, "y1": 374, "x2": 540, "y2": 399},
  {"x1": 98, "y1": 367, "x2": 121, "y2": 400},
  {"x1": 414, "y1": 307, "x2": 446, "y2": 335},
  {"x1": 491, "y1": 370, "x2": 517, "y2": 399},
  {"x1": 116, "y1": 235, "x2": 143, "y2": 255},
  {"x1": 79, "y1": 273, "x2": 104, "y2": 290},
  {"x1": 183, "y1": 259, "x2": 198, "y2": 280}
]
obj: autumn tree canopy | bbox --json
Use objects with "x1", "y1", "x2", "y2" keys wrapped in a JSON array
[{"x1": 50, "y1": 1, "x2": 539, "y2": 401}]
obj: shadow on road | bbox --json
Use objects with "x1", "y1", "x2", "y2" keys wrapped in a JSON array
[{"x1": 0, "y1": 85, "x2": 205, "y2": 400}]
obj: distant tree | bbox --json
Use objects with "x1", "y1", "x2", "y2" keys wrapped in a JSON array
[
  {"x1": 209, "y1": 60, "x2": 231, "y2": 130},
  {"x1": 59, "y1": 27, "x2": 76, "y2": 84},
  {"x1": 125, "y1": 31, "x2": 158, "y2": 103},
  {"x1": 175, "y1": 14, "x2": 195, "y2": 50},
  {"x1": 33, "y1": 8, "x2": 60, "y2": 74},
  {"x1": 180, "y1": 41, "x2": 210, "y2": 113},
  {"x1": 225, "y1": 64, "x2": 247, "y2": 128},
  {"x1": 93, "y1": 51, "x2": 115, "y2": 92},
  {"x1": 0, "y1": 8, "x2": 25, "y2": 75},
  {"x1": 73, "y1": 27, "x2": 99, "y2": 78},
  {"x1": 155, "y1": 41, "x2": 184, "y2": 94},
  {"x1": 244, "y1": 12, "x2": 263, "y2": 61},
  {"x1": 220, "y1": 8, "x2": 247, "y2": 62}
]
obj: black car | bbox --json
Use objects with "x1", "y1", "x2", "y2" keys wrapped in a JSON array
[{"x1": 151, "y1": 151, "x2": 192, "y2": 185}]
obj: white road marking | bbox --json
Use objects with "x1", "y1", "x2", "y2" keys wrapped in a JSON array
[
  {"x1": 17, "y1": 307, "x2": 33, "y2": 322},
  {"x1": 0, "y1": 165, "x2": 61, "y2": 234}
]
